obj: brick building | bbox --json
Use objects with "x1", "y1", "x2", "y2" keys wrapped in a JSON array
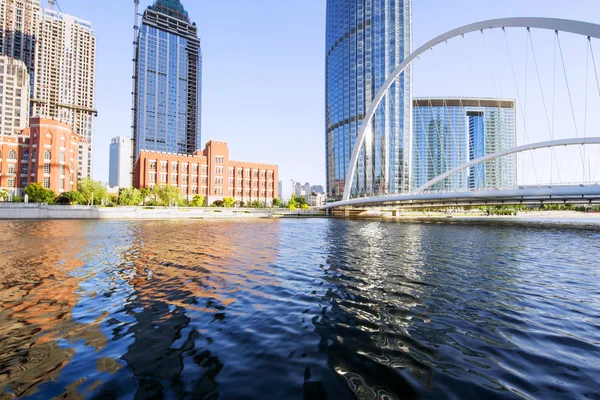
[
  {"x1": 135, "y1": 140, "x2": 279, "y2": 205},
  {"x1": 0, "y1": 117, "x2": 87, "y2": 196}
]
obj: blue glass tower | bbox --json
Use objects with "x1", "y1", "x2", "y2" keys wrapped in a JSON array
[
  {"x1": 134, "y1": 0, "x2": 201, "y2": 158},
  {"x1": 325, "y1": 0, "x2": 412, "y2": 199}
]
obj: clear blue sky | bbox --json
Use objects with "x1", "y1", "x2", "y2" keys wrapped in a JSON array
[{"x1": 49, "y1": 0, "x2": 600, "y2": 198}]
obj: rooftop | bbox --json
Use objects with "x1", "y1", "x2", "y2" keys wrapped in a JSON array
[{"x1": 150, "y1": 0, "x2": 190, "y2": 23}]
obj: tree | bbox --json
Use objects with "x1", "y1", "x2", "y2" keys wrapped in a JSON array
[
  {"x1": 296, "y1": 195, "x2": 308, "y2": 206},
  {"x1": 153, "y1": 184, "x2": 181, "y2": 206},
  {"x1": 140, "y1": 188, "x2": 152, "y2": 205},
  {"x1": 118, "y1": 188, "x2": 143, "y2": 206},
  {"x1": 272, "y1": 198, "x2": 281, "y2": 207},
  {"x1": 56, "y1": 191, "x2": 86, "y2": 205},
  {"x1": 77, "y1": 178, "x2": 108, "y2": 205},
  {"x1": 211, "y1": 200, "x2": 224, "y2": 207},
  {"x1": 223, "y1": 197, "x2": 235, "y2": 208},
  {"x1": 287, "y1": 195, "x2": 297, "y2": 210},
  {"x1": 25, "y1": 183, "x2": 56, "y2": 203},
  {"x1": 300, "y1": 203, "x2": 310, "y2": 210},
  {"x1": 189, "y1": 194, "x2": 205, "y2": 207},
  {"x1": 0, "y1": 189, "x2": 8, "y2": 202}
]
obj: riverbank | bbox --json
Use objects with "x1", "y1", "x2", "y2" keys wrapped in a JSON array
[
  {"x1": 0, "y1": 203, "x2": 314, "y2": 220},
  {"x1": 383, "y1": 210, "x2": 600, "y2": 221}
]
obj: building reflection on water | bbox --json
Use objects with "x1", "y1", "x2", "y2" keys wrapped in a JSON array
[
  {"x1": 0, "y1": 221, "x2": 109, "y2": 398},
  {"x1": 95, "y1": 220, "x2": 282, "y2": 399}
]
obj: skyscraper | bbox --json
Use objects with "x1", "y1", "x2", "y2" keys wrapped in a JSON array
[
  {"x1": 33, "y1": 9, "x2": 96, "y2": 179},
  {"x1": 133, "y1": 0, "x2": 202, "y2": 159},
  {"x1": 412, "y1": 98, "x2": 517, "y2": 191},
  {"x1": 325, "y1": 0, "x2": 412, "y2": 199},
  {"x1": 109, "y1": 137, "x2": 133, "y2": 189}
]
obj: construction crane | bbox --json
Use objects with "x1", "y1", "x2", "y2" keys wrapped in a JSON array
[{"x1": 47, "y1": 0, "x2": 62, "y2": 12}]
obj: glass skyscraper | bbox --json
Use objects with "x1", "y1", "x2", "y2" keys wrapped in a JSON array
[
  {"x1": 412, "y1": 98, "x2": 517, "y2": 192},
  {"x1": 325, "y1": 0, "x2": 412, "y2": 199},
  {"x1": 134, "y1": 0, "x2": 201, "y2": 158}
]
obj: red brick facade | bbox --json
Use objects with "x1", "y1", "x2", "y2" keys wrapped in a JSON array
[
  {"x1": 135, "y1": 140, "x2": 279, "y2": 205},
  {"x1": 0, "y1": 117, "x2": 87, "y2": 196}
]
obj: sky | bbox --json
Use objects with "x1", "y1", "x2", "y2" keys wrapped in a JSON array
[{"x1": 47, "y1": 0, "x2": 600, "y2": 199}]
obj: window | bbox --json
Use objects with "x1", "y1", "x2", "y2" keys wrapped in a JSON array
[
  {"x1": 44, "y1": 163, "x2": 50, "y2": 174},
  {"x1": 246, "y1": 169, "x2": 251, "y2": 177},
  {"x1": 7, "y1": 164, "x2": 15, "y2": 174},
  {"x1": 150, "y1": 161, "x2": 157, "y2": 171},
  {"x1": 44, "y1": 150, "x2": 51, "y2": 160},
  {"x1": 171, "y1": 162, "x2": 178, "y2": 172},
  {"x1": 171, "y1": 174, "x2": 178, "y2": 183},
  {"x1": 60, "y1": 180, "x2": 65, "y2": 190},
  {"x1": 160, "y1": 173, "x2": 167, "y2": 183},
  {"x1": 202, "y1": 165, "x2": 207, "y2": 174},
  {"x1": 215, "y1": 156, "x2": 223, "y2": 164},
  {"x1": 22, "y1": 177, "x2": 27, "y2": 186},
  {"x1": 60, "y1": 152, "x2": 65, "y2": 162},
  {"x1": 8, "y1": 149, "x2": 16, "y2": 160},
  {"x1": 229, "y1": 167, "x2": 234, "y2": 176},
  {"x1": 43, "y1": 177, "x2": 50, "y2": 188},
  {"x1": 59, "y1": 165, "x2": 65, "y2": 176},
  {"x1": 7, "y1": 178, "x2": 14, "y2": 188},
  {"x1": 202, "y1": 176, "x2": 208, "y2": 184},
  {"x1": 228, "y1": 188, "x2": 234, "y2": 196},
  {"x1": 182, "y1": 175, "x2": 188, "y2": 184},
  {"x1": 21, "y1": 164, "x2": 28, "y2": 175},
  {"x1": 32, "y1": 151, "x2": 37, "y2": 162},
  {"x1": 192, "y1": 175, "x2": 198, "y2": 184},
  {"x1": 237, "y1": 169, "x2": 243, "y2": 177},
  {"x1": 214, "y1": 187, "x2": 223, "y2": 195},
  {"x1": 214, "y1": 176, "x2": 223, "y2": 185},
  {"x1": 160, "y1": 161, "x2": 167, "y2": 171},
  {"x1": 149, "y1": 172, "x2": 156, "y2": 183},
  {"x1": 23, "y1": 151, "x2": 28, "y2": 162},
  {"x1": 191, "y1": 186, "x2": 198, "y2": 194},
  {"x1": 216, "y1": 166, "x2": 223, "y2": 175},
  {"x1": 192, "y1": 164, "x2": 198, "y2": 174},
  {"x1": 182, "y1": 163, "x2": 188, "y2": 173},
  {"x1": 229, "y1": 178, "x2": 234, "y2": 186}
]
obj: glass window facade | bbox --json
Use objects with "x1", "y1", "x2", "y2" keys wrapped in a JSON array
[
  {"x1": 412, "y1": 98, "x2": 517, "y2": 192},
  {"x1": 134, "y1": 0, "x2": 202, "y2": 158},
  {"x1": 325, "y1": 0, "x2": 412, "y2": 199}
]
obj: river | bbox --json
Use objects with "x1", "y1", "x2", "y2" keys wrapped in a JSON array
[{"x1": 0, "y1": 219, "x2": 598, "y2": 399}]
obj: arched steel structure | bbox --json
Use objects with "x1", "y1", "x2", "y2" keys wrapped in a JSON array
[
  {"x1": 415, "y1": 137, "x2": 600, "y2": 193},
  {"x1": 342, "y1": 17, "x2": 600, "y2": 202}
]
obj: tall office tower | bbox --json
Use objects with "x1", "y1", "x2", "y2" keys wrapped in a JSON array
[
  {"x1": 133, "y1": 0, "x2": 202, "y2": 159},
  {"x1": 412, "y1": 98, "x2": 517, "y2": 191},
  {"x1": 325, "y1": 0, "x2": 412, "y2": 199},
  {"x1": 0, "y1": 0, "x2": 42, "y2": 96},
  {"x1": 109, "y1": 136, "x2": 133, "y2": 189},
  {"x1": 0, "y1": 56, "x2": 30, "y2": 136},
  {"x1": 32, "y1": 9, "x2": 96, "y2": 179}
]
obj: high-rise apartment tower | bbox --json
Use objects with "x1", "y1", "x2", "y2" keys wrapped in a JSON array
[
  {"x1": 0, "y1": 1, "x2": 97, "y2": 179},
  {"x1": 325, "y1": 0, "x2": 412, "y2": 199},
  {"x1": 0, "y1": 56, "x2": 29, "y2": 136},
  {"x1": 133, "y1": 0, "x2": 202, "y2": 159}
]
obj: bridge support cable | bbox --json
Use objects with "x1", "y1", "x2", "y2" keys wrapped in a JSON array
[
  {"x1": 557, "y1": 32, "x2": 588, "y2": 181},
  {"x1": 503, "y1": 28, "x2": 540, "y2": 186},
  {"x1": 528, "y1": 29, "x2": 561, "y2": 185}
]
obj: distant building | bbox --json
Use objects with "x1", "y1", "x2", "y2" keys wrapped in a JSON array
[
  {"x1": 278, "y1": 181, "x2": 282, "y2": 200},
  {"x1": 109, "y1": 137, "x2": 133, "y2": 189},
  {"x1": 412, "y1": 98, "x2": 517, "y2": 191},
  {"x1": 0, "y1": 117, "x2": 87, "y2": 196},
  {"x1": 0, "y1": 56, "x2": 29, "y2": 136},
  {"x1": 133, "y1": 0, "x2": 202, "y2": 158},
  {"x1": 135, "y1": 140, "x2": 278, "y2": 205},
  {"x1": 311, "y1": 185, "x2": 324, "y2": 194},
  {"x1": 307, "y1": 192, "x2": 326, "y2": 207},
  {"x1": 294, "y1": 182, "x2": 302, "y2": 197}
]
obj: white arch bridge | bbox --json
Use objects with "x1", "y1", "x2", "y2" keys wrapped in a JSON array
[{"x1": 324, "y1": 17, "x2": 600, "y2": 210}]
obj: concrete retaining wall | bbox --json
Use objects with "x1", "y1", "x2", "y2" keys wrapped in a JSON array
[{"x1": 0, "y1": 204, "x2": 277, "y2": 220}]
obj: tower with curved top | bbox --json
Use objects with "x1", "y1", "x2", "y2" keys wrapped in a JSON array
[
  {"x1": 133, "y1": 0, "x2": 202, "y2": 158},
  {"x1": 325, "y1": 0, "x2": 412, "y2": 199}
]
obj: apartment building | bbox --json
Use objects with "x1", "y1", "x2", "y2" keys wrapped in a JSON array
[
  {"x1": 33, "y1": 9, "x2": 96, "y2": 179},
  {"x1": 135, "y1": 140, "x2": 279, "y2": 205},
  {"x1": 0, "y1": 117, "x2": 87, "y2": 196},
  {"x1": 0, "y1": 0, "x2": 42, "y2": 95},
  {"x1": 109, "y1": 136, "x2": 132, "y2": 189},
  {"x1": 0, "y1": 56, "x2": 29, "y2": 136}
]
